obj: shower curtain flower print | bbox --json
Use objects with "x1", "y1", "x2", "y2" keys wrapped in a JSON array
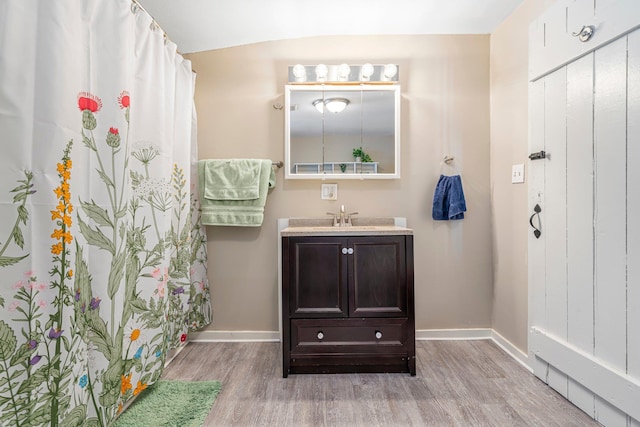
[
  {"x1": 0, "y1": 88, "x2": 210, "y2": 426},
  {"x1": 0, "y1": 142, "x2": 91, "y2": 426},
  {"x1": 46, "y1": 141, "x2": 77, "y2": 425},
  {"x1": 0, "y1": 4, "x2": 210, "y2": 425},
  {"x1": 74, "y1": 90, "x2": 172, "y2": 423}
]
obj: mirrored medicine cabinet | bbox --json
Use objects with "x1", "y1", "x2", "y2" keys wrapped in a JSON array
[{"x1": 284, "y1": 84, "x2": 400, "y2": 180}]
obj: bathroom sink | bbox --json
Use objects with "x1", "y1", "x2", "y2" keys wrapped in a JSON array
[
  {"x1": 281, "y1": 218, "x2": 412, "y2": 236},
  {"x1": 306, "y1": 225, "x2": 387, "y2": 231}
]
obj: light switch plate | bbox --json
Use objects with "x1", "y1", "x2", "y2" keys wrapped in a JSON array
[
  {"x1": 512, "y1": 164, "x2": 525, "y2": 184},
  {"x1": 321, "y1": 183, "x2": 338, "y2": 200}
]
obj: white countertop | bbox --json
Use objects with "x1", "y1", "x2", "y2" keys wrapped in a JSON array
[{"x1": 280, "y1": 225, "x2": 413, "y2": 237}]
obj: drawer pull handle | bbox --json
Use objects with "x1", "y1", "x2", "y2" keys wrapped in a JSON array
[
  {"x1": 375, "y1": 331, "x2": 383, "y2": 340},
  {"x1": 341, "y1": 248, "x2": 348, "y2": 255},
  {"x1": 317, "y1": 331, "x2": 324, "y2": 340},
  {"x1": 347, "y1": 248, "x2": 354, "y2": 254}
]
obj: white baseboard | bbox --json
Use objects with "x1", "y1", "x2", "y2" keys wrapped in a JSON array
[
  {"x1": 491, "y1": 329, "x2": 532, "y2": 372},
  {"x1": 188, "y1": 328, "x2": 530, "y2": 371},
  {"x1": 164, "y1": 342, "x2": 188, "y2": 368},
  {"x1": 414, "y1": 328, "x2": 530, "y2": 371},
  {"x1": 415, "y1": 328, "x2": 492, "y2": 340},
  {"x1": 189, "y1": 330, "x2": 280, "y2": 342}
]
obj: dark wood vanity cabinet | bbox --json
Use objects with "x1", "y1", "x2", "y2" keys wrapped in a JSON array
[{"x1": 282, "y1": 234, "x2": 415, "y2": 377}]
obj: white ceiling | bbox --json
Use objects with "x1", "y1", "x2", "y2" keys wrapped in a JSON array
[{"x1": 137, "y1": 0, "x2": 526, "y2": 54}]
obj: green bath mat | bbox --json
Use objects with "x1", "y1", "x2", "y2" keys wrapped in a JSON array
[{"x1": 113, "y1": 380, "x2": 222, "y2": 427}]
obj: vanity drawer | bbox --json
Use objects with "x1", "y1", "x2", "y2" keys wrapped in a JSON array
[{"x1": 290, "y1": 318, "x2": 408, "y2": 353}]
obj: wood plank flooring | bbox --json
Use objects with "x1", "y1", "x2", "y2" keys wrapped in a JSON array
[{"x1": 161, "y1": 340, "x2": 601, "y2": 426}]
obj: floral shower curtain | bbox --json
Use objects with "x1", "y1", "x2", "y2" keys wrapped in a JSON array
[{"x1": 0, "y1": 1, "x2": 211, "y2": 426}]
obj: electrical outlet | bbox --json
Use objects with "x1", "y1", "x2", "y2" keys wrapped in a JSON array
[
  {"x1": 512, "y1": 164, "x2": 525, "y2": 184},
  {"x1": 321, "y1": 183, "x2": 338, "y2": 200}
]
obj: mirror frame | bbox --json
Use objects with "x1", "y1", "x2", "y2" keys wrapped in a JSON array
[{"x1": 284, "y1": 84, "x2": 401, "y2": 180}]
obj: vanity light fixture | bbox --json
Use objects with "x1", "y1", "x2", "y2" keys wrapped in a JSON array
[
  {"x1": 288, "y1": 64, "x2": 399, "y2": 84},
  {"x1": 313, "y1": 98, "x2": 350, "y2": 114}
]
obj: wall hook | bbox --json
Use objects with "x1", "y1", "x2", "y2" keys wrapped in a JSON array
[
  {"x1": 273, "y1": 103, "x2": 283, "y2": 110},
  {"x1": 572, "y1": 25, "x2": 594, "y2": 42}
]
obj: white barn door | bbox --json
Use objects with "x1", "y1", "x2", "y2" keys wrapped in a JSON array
[{"x1": 528, "y1": 1, "x2": 640, "y2": 426}]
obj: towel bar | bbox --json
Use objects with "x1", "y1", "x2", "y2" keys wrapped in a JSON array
[{"x1": 272, "y1": 161, "x2": 283, "y2": 168}]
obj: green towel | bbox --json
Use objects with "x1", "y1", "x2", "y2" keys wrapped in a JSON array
[
  {"x1": 198, "y1": 159, "x2": 276, "y2": 226},
  {"x1": 202, "y1": 159, "x2": 262, "y2": 200}
]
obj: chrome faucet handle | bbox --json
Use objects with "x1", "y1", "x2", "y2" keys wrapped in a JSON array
[
  {"x1": 326, "y1": 212, "x2": 338, "y2": 227},
  {"x1": 346, "y1": 212, "x2": 358, "y2": 226}
]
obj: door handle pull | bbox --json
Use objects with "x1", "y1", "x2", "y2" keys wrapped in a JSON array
[{"x1": 529, "y1": 204, "x2": 542, "y2": 239}]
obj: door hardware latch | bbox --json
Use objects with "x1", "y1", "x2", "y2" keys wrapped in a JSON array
[{"x1": 529, "y1": 151, "x2": 548, "y2": 161}]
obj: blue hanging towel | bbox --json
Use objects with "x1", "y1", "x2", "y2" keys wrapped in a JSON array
[{"x1": 432, "y1": 174, "x2": 467, "y2": 220}]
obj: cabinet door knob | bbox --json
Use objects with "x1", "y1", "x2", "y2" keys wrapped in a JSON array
[
  {"x1": 317, "y1": 331, "x2": 324, "y2": 340},
  {"x1": 341, "y1": 248, "x2": 348, "y2": 255},
  {"x1": 347, "y1": 248, "x2": 354, "y2": 254},
  {"x1": 375, "y1": 331, "x2": 383, "y2": 340}
]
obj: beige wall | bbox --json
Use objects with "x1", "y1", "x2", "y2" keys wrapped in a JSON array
[
  {"x1": 489, "y1": 0, "x2": 555, "y2": 351},
  {"x1": 187, "y1": 35, "x2": 493, "y2": 334}
]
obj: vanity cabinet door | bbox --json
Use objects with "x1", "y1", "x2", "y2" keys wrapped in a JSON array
[
  {"x1": 348, "y1": 236, "x2": 407, "y2": 317},
  {"x1": 282, "y1": 233, "x2": 415, "y2": 377},
  {"x1": 287, "y1": 237, "x2": 348, "y2": 318}
]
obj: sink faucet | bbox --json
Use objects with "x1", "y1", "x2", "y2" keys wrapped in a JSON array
[
  {"x1": 327, "y1": 205, "x2": 358, "y2": 227},
  {"x1": 330, "y1": 205, "x2": 357, "y2": 227}
]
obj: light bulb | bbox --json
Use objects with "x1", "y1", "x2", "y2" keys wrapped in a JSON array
[
  {"x1": 338, "y1": 64, "x2": 351, "y2": 81},
  {"x1": 315, "y1": 64, "x2": 328, "y2": 81},
  {"x1": 360, "y1": 63, "x2": 374, "y2": 81},
  {"x1": 383, "y1": 64, "x2": 398, "y2": 80},
  {"x1": 292, "y1": 64, "x2": 306, "y2": 82}
]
